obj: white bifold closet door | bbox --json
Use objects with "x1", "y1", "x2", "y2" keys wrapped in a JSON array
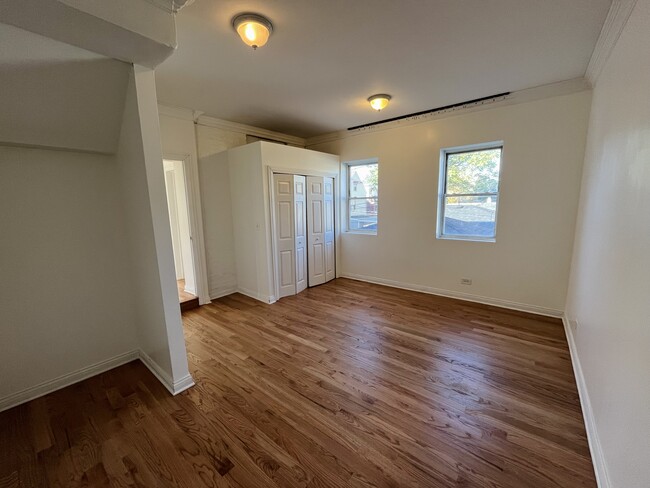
[
  {"x1": 307, "y1": 176, "x2": 335, "y2": 287},
  {"x1": 273, "y1": 174, "x2": 308, "y2": 298}
]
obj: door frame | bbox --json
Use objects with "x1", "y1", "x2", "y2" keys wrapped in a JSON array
[
  {"x1": 268, "y1": 166, "x2": 341, "y2": 302},
  {"x1": 163, "y1": 152, "x2": 210, "y2": 305}
]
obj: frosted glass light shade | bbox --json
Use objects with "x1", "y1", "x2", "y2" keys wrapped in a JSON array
[
  {"x1": 233, "y1": 14, "x2": 273, "y2": 49},
  {"x1": 368, "y1": 94, "x2": 391, "y2": 111}
]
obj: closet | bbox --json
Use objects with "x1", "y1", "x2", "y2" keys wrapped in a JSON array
[
  {"x1": 272, "y1": 174, "x2": 335, "y2": 299},
  {"x1": 200, "y1": 141, "x2": 339, "y2": 304}
]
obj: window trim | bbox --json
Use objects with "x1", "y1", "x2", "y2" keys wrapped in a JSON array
[
  {"x1": 437, "y1": 141, "x2": 503, "y2": 243},
  {"x1": 344, "y1": 159, "x2": 378, "y2": 235}
]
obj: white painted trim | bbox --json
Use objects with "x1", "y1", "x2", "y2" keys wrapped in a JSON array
[
  {"x1": 305, "y1": 78, "x2": 591, "y2": 148},
  {"x1": 138, "y1": 350, "x2": 195, "y2": 395},
  {"x1": 163, "y1": 152, "x2": 211, "y2": 305},
  {"x1": 158, "y1": 104, "x2": 305, "y2": 147},
  {"x1": 0, "y1": 350, "x2": 140, "y2": 413},
  {"x1": 342, "y1": 273, "x2": 564, "y2": 318},
  {"x1": 585, "y1": 0, "x2": 638, "y2": 84},
  {"x1": 237, "y1": 286, "x2": 276, "y2": 304},
  {"x1": 197, "y1": 114, "x2": 306, "y2": 148},
  {"x1": 562, "y1": 315, "x2": 610, "y2": 488},
  {"x1": 0, "y1": 348, "x2": 195, "y2": 413}
]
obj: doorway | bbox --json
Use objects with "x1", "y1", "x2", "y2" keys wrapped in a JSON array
[{"x1": 163, "y1": 159, "x2": 199, "y2": 311}]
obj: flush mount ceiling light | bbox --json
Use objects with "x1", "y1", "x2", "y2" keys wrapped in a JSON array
[
  {"x1": 368, "y1": 94, "x2": 391, "y2": 111},
  {"x1": 232, "y1": 13, "x2": 273, "y2": 50}
]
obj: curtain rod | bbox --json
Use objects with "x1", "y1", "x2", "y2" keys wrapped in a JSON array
[{"x1": 347, "y1": 92, "x2": 511, "y2": 131}]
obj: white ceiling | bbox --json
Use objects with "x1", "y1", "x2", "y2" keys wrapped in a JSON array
[{"x1": 155, "y1": 0, "x2": 611, "y2": 138}]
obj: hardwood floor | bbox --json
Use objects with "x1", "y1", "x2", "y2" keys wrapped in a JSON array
[{"x1": 0, "y1": 278, "x2": 596, "y2": 487}]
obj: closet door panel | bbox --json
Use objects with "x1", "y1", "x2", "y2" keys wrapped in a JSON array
[
  {"x1": 273, "y1": 174, "x2": 296, "y2": 298},
  {"x1": 294, "y1": 175, "x2": 308, "y2": 294},
  {"x1": 323, "y1": 177, "x2": 336, "y2": 282},
  {"x1": 307, "y1": 176, "x2": 326, "y2": 286}
]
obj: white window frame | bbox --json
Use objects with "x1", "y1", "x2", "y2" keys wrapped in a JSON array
[
  {"x1": 437, "y1": 141, "x2": 503, "y2": 243},
  {"x1": 344, "y1": 159, "x2": 378, "y2": 235}
]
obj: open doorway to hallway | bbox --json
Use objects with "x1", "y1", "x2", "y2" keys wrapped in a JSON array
[{"x1": 163, "y1": 159, "x2": 199, "y2": 311}]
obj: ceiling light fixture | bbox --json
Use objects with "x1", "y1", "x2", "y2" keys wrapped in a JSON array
[
  {"x1": 232, "y1": 13, "x2": 273, "y2": 50},
  {"x1": 368, "y1": 94, "x2": 391, "y2": 111}
]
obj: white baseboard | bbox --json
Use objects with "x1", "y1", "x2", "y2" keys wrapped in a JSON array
[
  {"x1": 138, "y1": 350, "x2": 195, "y2": 395},
  {"x1": 0, "y1": 349, "x2": 139, "y2": 413},
  {"x1": 209, "y1": 285, "x2": 238, "y2": 301},
  {"x1": 0, "y1": 349, "x2": 196, "y2": 413},
  {"x1": 562, "y1": 315, "x2": 610, "y2": 488},
  {"x1": 341, "y1": 273, "x2": 563, "y2": 318},
  {"x1": 236, "y1": 286, "x2": 276, "y2": 304}
]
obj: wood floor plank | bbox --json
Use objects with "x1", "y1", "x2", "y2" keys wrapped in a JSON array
[{"x1": 0, "y1": 278, "x2": 596, "y2": 487}]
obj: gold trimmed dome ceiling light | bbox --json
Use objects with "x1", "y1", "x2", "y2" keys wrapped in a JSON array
[
  {"x1": 232, "y1": 13, "x2": 273, "y2": 50},
  {"x1": 368, "y1": 94, "x2": 391, "y2": 111}
]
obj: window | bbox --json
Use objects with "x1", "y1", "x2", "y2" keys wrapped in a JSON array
[
  {"x1": 437, "y1": 143, "x2": 503, "y2": 241},
  {"x1": 347, "y1": 161, "x2": 378, "y2": 233}
]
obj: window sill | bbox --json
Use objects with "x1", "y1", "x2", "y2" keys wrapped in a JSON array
[
  {"x1": 345, "y1": 230, "x2": 377, "y2": 236},
  {"x1": 437, "y1": 235, "x2": 495, "y2": 243}
]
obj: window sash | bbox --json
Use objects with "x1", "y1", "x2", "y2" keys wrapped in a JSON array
[
  {"x1": 442, "y1": 192, "x2": 498, "y2": 198},
  {"x1": 438, "y1": 145, "x2": 502, "y2": 241},
  {"x1": 347, "y1": 164, "x2": 378, "y2": 199},
  {"x1": 347, "y1": 162, "x2": 378, "y2": 233}
]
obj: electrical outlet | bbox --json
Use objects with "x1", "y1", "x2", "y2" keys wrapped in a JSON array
[{"x1": 461, "y1": 278, "x2": 472, "y2": 285}]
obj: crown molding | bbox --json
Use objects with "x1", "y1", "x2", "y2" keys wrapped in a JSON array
[
  {"x1": 157, "y1": 104, "x2": 306, "y2": 146},
  {"x1": 305, "y1": 78, "x2": 591, "y2": 148},
  {"x1": 196, "y1": 114, "x2": 306, "y2": 147},
  {"x1": 585, "y1": 0, "x2": 638, "y2": 84}
]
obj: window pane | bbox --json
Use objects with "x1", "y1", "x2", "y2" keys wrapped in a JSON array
[
  {"x1": 443, "y1": 195, "x2": 497, "y2": 238},
  {"x1": 349, "y1": 197, "x2": 378, "y2": 231},
  {"x1": 446, "y1": 148, "x2": 501, "y2": 195},
  {"x1": 349, "y1": 163, "x2": 378, "y2": 198}
]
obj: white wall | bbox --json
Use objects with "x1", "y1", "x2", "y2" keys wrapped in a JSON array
[
  {"x1": 0, "y1": 33, "x2": 192, "y2": 408},
  {"x1": 198, "y1": 150, "x2": 238, "y2": 299},
  {"x1": 195, "y1": 122, "x2": 247, "y2": 299},
  {"x1": 308, "y1": 91, "x2": 592, "y2": 315},
  {"x1": 227, "y1": 143, "x2": 268, "y2": 300},
  {"x1": 0, "y1": 145, "x2": 138, "y2": 408},
  {"x1": 565, "y1": 1, "x2": 650, "y2": 486}
]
